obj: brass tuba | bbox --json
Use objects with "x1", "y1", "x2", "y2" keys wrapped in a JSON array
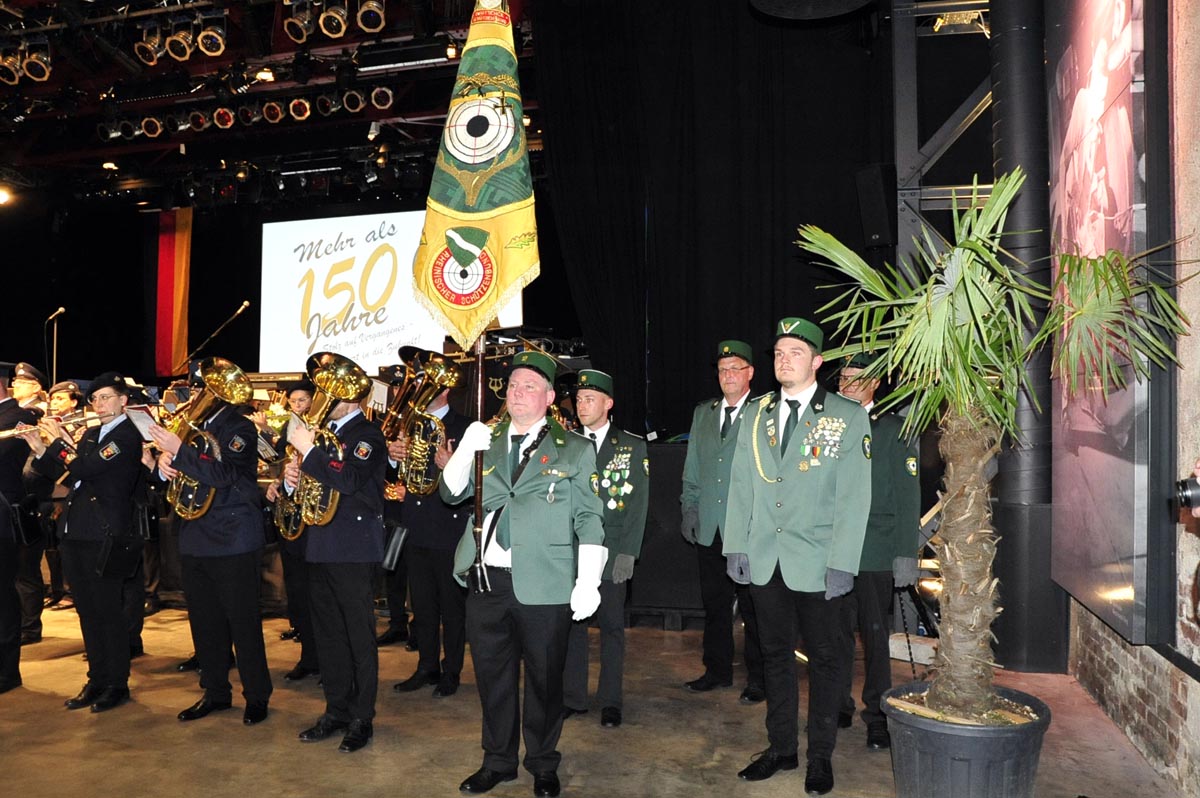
[
  {"x1": 275, "y1": 352, "x2": 372, "y2": 541},
  {"x1": 165, "y1": 357, "x2": 254, "y2": 520},
  {"x1": 383, "y1": 346, "x2": 461, "y2": 498}
]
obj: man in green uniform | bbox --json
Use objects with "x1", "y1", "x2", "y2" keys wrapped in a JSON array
[
  {"x1": 836, "y1": 353, "x2": 920, "y2": 751},
  {"x1": 562, "y1": 369, "x2": 649, "y2": 728},
  {"x1": 724, "y1": 318, "x2": 871, "y2": 795},
  {"x1": 441, "y1": 351, "x2": 606, "y2": 798}
]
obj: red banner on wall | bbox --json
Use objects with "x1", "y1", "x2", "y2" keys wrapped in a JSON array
[{"x1": 155, "y1": 208, "x2": 192, "y2": 376}]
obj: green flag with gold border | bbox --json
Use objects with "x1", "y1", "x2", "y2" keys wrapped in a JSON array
[{"x1": 412, "y1": 0, "x2": 538, "y2": 349}]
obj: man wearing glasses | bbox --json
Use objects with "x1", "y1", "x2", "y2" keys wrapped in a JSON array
[
  {"x1": 679, "y1": 340, "x2": 765, "y2": 703},
  {"x1": 24, "y1": 372, "x2": 146, "y2": 713}
]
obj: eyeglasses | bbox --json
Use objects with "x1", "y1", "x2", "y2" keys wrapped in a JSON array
[
  {"x1": 717, "y1": 366, "x2": 750, "y2": 376},
  {"x1": 89, "y1": 392, "x2": 119, "y2": 404}
]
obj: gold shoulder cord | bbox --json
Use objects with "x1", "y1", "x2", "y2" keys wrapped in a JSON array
[{"x1": 750, "y1": 397, "x2": 775, "y2": 484}]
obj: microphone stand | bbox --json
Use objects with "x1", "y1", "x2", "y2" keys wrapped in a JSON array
[
  {"x1": 52, "y1": 315, "x2": 59, "y2": 385},
  {"x1": 173, "y1": 302, "x2": 249, "y2": 375}
]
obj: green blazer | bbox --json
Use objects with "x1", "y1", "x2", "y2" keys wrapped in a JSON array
[
  {"x1": 575, "y1": 426, "x2": 649, "y2": 580},
  {"x1": 858, "y1": 410, "x2": 921, "y2": 572},
  {"x1": 723, "y1": 387, "x2": 872, "y2": 592},
  {"x1": 441, "y1": 416, "x2": 606, "y2": 605},
  {"x1": 681, "y1": 396, "x2": 748, "y2": 546}
]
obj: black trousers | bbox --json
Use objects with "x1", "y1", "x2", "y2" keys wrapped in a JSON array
[
  {"x1": 122, "y1": 557, "x2": 144, "y2": 651},
  {"x1": 0, "y1": 536, "x2": 21, "y2": 686},
  {"x1": 383, "y1": 549, "x2": 410, "y2": 632},
  {"x1": 751, "y1": 567, "x2": 854, "y2": 761},
  {"x1": 61, "y1": 539, "x2": 134, "y2": 689},
  {"x1": 696, "y1": 530, "x2": 764, "y2": 687},
  {"x1": 563, "y1": 579, "x2": 626, "y2": 710},
  {"x1": 280, "y1": 546, "x2": 318, "y2": 670},
  {"x1": 15, "y1": 536, "x2": 45, "y2": 636},
  {"x1": 310, "y1": 561, "x2": 378, "y2": 722},
  {"x1": 848, "y1": 570, "x2": 894, "y2": 724},
  {"x1": 182, "y1": 551, "x2": 273, "y2": 705},
  {"x1": 467, "y1": 569, "x2": 572, "y2": 774},
  {"x1": 407, "y1": 544, "x2": 465, "y2": 678}
]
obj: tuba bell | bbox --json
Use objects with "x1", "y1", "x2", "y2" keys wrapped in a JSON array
[
  {"x1": 165, "y1": 357, "x2": 254, "y2": 520},
  {"x1": 275, "y1": 352, "x2": 372, "y2": 541},
  {"x1": 383, "y1": 346, "x2": 461, "y2": 498}
]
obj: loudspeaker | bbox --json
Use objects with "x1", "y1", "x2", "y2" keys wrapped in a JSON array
[{"x1": 855, "y1": 164, "x2": 897, "y2": 248}]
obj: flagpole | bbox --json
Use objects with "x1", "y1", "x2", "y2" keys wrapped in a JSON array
[{"x1": 470, "y1": 334, "x2": 490, "y2": 593}]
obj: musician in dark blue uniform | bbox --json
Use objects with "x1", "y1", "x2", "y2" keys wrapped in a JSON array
[
  {"x1": 0, "y1": 364, "x2": 36, "y2": 694},
  {"x1": 25, "y1": 372, "x2": 146, "y2": 712},
  {"x1": 284, "y1": 393, "x2": 387, "y2": 753},
  {"x1": 150, "y1": 381, "x2": 273, "y2": 726}
]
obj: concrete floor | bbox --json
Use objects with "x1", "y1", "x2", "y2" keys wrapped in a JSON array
[{"x1": 0, "y1": 606, "x2": 1180, "y2": 798}]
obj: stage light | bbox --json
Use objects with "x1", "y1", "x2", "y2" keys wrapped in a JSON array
[
  {"x1": 188, "y1": 109, "x2": 211, "y2": 131},
  {"x1": 164, "y1": 113, "x2": 189, "y2": 133},
  {"x1": 21, "y1": 37, "x2": 51, "y2": 82},
  {"x1": 367, "y1": 120, "x2": 380, "y2": 141},
  {"x1": 117, "y1": 119, "x2": 141, "y2": 140},
  {"x1": 0, "y1": 51, "x2": 20, "y2": 85},
  {"x1": 343, "y1": 89, "x2": 366, "y2": 113},
  {"x1": 234, "y1": 162, "x2": 250, "y2": 182},
  {"x1": 445, "y1": 38, "x2": 458, "y2": 59},
  {"x1": 522, "y1": 114, "x2": 530, "y2": 127},
  {"x1": 320, "y1": 1, "x2": 349, "y2": 38},
  {"x1": 0, "y1": 186, "x2": 11, "y2": 205},
  {"x1": 262, "y1": 100, "x2": 285, "y2": 124},
  {"x1": 166, "y1": 16, "x2": 196, "y2": 62},
  {"x1": 289, "y1": 97, "x2": 312, "y2": 121},
  {"x1": 315, "y1": 93, "x2": 342, "y2": 116},
  {"x1": 96, "y1": 122, "x2": 121, "y2": 141},
  {"x1": 102, "y1": 161, "x2": 119, "y2": 171},
  {"x1": 373, "y1": 144, "x2": 388, "y2": 168},
  {"x1": 255, "y1": 66, "x2": 276, "y2": 83},
  {"x1": 357, "y1": 0, "x2": 386, "y2": 33},
  {"x1": 141, "y1": 116, "x2": 164, "y2": 138},
  {"x1": 291, "y1": 51, "x2": 314, "y2": 84},
  {"x1": 284, "y1": 2, "x2": 315, "y2": 44},
  {"x1": 213, "y1": 107, "x2": 236, "y2": 129},
  {"x1": 134, "y1": 24, "x2": 167, "y2": 66},
  {"x1": 237, "y1": 103, "x2": 262, "y2": 125},
  {"x1": 369, "y1": 85, "x2": 392, "y2": 110},
  {"x1": 197, "y1": 12, "x2": 227, "y2": 57}
]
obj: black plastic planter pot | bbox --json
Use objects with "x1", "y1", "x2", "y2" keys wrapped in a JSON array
[{"x1": 881, "y1": 681, "x2": 1052, "y2": 798}]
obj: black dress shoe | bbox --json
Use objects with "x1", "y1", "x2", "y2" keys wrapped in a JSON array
[
  {"x1": 532, "y1": 770, "x2": 561, "y2": 798},
  {"x1": 405, "y1": 637, "x2": 419, "y2": 652},
  {"x1": 280, "y1": 627, "x2": 299, "y2": 641},
  {"x1": 178, "y1": 697, "x2": 233, "y2": 721},
  {"x1": 459, "y1": 767, "x2": 518, "y2": 794},
  {"x1": 49, "y1": 597, "x2": 75, "y2": 611},
  {"x1": 738, "y1": 751, "x2": 799, "y2": 781},
  {"x1": 65, "y1": 683, "x2": 103, "y2": 710},
  {"x1": 143, "y1": 599, "x2": 161, "y2": 617},
  {"x1": 0, "y1": 678, "x2": 20, "y2": 694},
  {"x1": 433, "y1": 674, "x2": 459, "y2": 698},
  {"x1": 838, "y1": 709, "x2": 854, "y2": 728},
  {"x1": 561, "y1": 705, "x2": 588, "y2": 719},
  {"x1": 91, "y1": 686, "x2": 130, "y2": 713},
  {"x1": 600, "y1": 706, "x2": 622, "y2": 728},
  {"x1": 684, "y1": 673, "x2": 733, "y2": 692},
  {"x1": 338, "y1": 720, "x2": 373, "y2": 752},
  {"x1": 393, "y1": 670, "x2": 440, "y2": 692},
  {"x1": 739, "y1": 684, "x2": 766, "y2": 704},
  {"x1": 44, "y1": 593, "x2": 65, "y2": 608},
  {"x1": 298, "y1": 716, "x2": 349, "y2": 742},
  {"x1": 866, "y1": 720, "x2": 891, "y2": 749},
  {"x1": 176, "y1": 655, "x2": 200, "y2": 672},
  {"x1": 19, "y1": 632, "x2": 41, "y2": 646},
  {"x1": 284, "y1": 664, "x2": 318, "y2": 682},
  {"x1": 376, "y1": 626, "x2": 409, "y2": 646},
  {"x1": 243, "y1": 701, "x2": 269, "y2": 725},
  {"x1": 804, "y1": 758, "x2": 834, "y2": 795}
]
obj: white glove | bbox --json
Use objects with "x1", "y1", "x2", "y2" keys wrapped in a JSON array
[
  {"x1": 570, "y1": 543, "x2": 608, "y2": 620},
  {"x1": 442, "y1": 421, "x2": 494, "y2": 494}
]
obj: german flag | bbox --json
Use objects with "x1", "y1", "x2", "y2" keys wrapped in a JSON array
[{"x1": 412, "y1": 0, "x2": 538, "y2": 349}]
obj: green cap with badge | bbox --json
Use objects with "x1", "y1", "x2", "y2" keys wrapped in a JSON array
[
  {"x1": 845, "y1": 351, "x2": 878, "y2": 369},
  {"x1": 716, "y1": 339, "x2": 753, "y2": 364},
  {"x1": 774, "y1": 317, "x2": 824, "y2": 353},
  {"x1": 510, "y1": 350, "x2": 557, "y2": 383},
  {"x1": 576, "y1": 369, "x2": 613, "y2": 397}
]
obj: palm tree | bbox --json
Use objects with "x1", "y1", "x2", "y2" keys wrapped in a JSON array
[{"x1": 795, "y1": 167, "x2": 1188, "y2": 719}]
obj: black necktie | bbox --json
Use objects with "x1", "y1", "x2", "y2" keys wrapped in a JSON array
[
  {"x1": 588, "y1": 431, "x2": 598, "y2": 452},
  {"x1": 499, "y1": 433, "x2": 525, "y2": 550},
  {"x1": 720, "y1": 406, "x2": 734, "y2": 440},
  {"x1": 781, "y1": 399, "x2": 800, "y2": 454}
]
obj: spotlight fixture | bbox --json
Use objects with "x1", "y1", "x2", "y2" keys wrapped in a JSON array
[
  {"x1": 284, "y1": 2, "x2": 315, "y2": 45},
  {"x1": 140, "y1": 116, "x2": 164, "y2": 138},
  {"x1": 96, "y1": 122, "x2": 121, "y2": 141},
  {"x1": 315, "y1": 93, "x2": 342, "y2": 116},
  {"x1": 373, "y1": 144, "x2": 388, "y2": 168},
  {"x1": 445, "y1": 38, "x2": 458, "y2": 59},
  {"x1": 134, "y1": 23, "x2": 167, "y2": 66},
  {"x1": 288, "y1": 97, "x2": 312, "y2": 121},
  {"x1": 262, "y1": 100, "x2": 285, "y2": 124},
  {"x1": 522, "y1": 113, "x2": 530, "y2": 127},
  {"x1": 357, "y1": 0, "x2": 386, "y2": 33},
  {"x1": 213, "y1": 107, "x2": 236, "y2": 129},
  {"x1": 291, "y1": 50, "x2": 314, "y2": 84},
  {"x1": 164, "y1": 114, "x2": 190, "y2": 133},
  {"x1": 367, "y1": 120, "x2": 380, "y2": 141},
  {"x1": 21, "y1": 37, "x2": 51, "y2": 82},
  {"x1": 117, "y1": 119, "x2": 141, "y2": 140},
  {"x1": 166, "y1": 16, "x2": 196, "y2": 62},
  {"x1": 234, "y1": 162, "x2": 250, "y2": 183},
  {"x1": 343, "y1": 89, "x2": 366, "y2": 113},
  {"x1": 319, "y1": 1, "x2": 349, "y2": 38},
  {"x1": 187, "y1": 109, "x2": 211, "y2": 131},
  {"x1": 369, "y1": 85, "x2": 393, "y2": 110},
  {"x1": 197, "y1": 12, "x2": 227, "y2": 57},
  {"x1": 102, "y1": 161, "x2": 119, "y2": 171},
  {"x1": 0, "y1": 50, "x2": 20, "y2": 86},
  {"x1": 254, "y1": 66, "x2": 276, "y2": 83},
  {"x1": 237, "y1": 103, "x2": 262, "y2": 125},
  {"x1": 0, "y1": 186, "x2": 10, "y2": 205}
]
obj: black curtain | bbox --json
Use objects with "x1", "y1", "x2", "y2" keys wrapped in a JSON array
[{"x1": 536, "y1": 2, "x2": 886, "y2": 436}]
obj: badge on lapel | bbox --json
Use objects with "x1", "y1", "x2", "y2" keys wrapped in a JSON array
[
  {"x1": 99, "y1": 442, "x2": 120, "y2": 460},
  {"x1": 228, "y1": 435, "x2": 246, "y2": 453},
  {"x1": 354, "y1": 441, "x2": 373, "y2": 460},
  {"x1": 906, "y1": 456, "x2": 917, "y2": 476},
  {"x1": 862, "y1": 435, "x2": 872, "y2": 459}
]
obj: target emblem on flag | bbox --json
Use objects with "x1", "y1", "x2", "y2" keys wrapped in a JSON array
[
  {"x1": 444, "y1": 95, "x2": 518, "y2": 165},
  {"x1": 430, "y1": 245, "x2": 496, "y2": 308}
]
